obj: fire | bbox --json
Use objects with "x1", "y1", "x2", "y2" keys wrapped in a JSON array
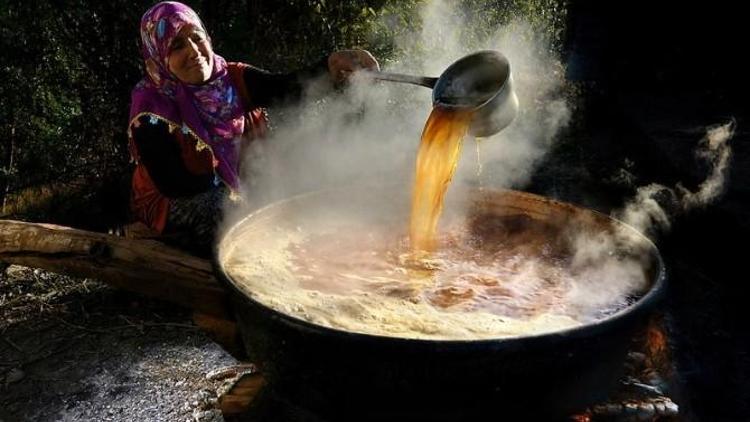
[
  {"x1": 644, "y1": 316, "x2": 671, "y2": 372},
  {"x1": 409, "y1": 106, "x2": 473, "y2": 252},
  {"x1": 569, "y1": 413, "x2": 591, "y2": 422},
  {"x1": 646, "y1": 318, "x2": 667, "y2": 356}
]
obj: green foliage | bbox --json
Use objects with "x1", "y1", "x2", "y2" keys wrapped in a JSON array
[
  {"x1": 0, "y1": 0, "x2": 151, "y2": 226},
  {"x1": 200, "y1": 0, "x2": 394, "y2": 69}
]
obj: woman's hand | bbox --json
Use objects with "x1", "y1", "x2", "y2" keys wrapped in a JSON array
[{"x1": 327, "y1": 49, "x2": 380, "y2": 84}]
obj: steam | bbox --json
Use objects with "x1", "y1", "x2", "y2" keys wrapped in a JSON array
[
  {"x1": 219, "y1": 0, "x2": 736, "y2": 327},
  {"x1": 565, "y1": 228, "x2": 654, "y2": 316},
  {"x1": 615, "y1": 120, "x2": 734, "y2": 236},
  {"x1": 222, "y1": 0, "x2": 742, "y2": 327},
  {"x1": 564, "y1": 121, "x2": 734, "y2": 312},
  {"x1": 226, "y1": 0, "x2": 572, "y2": 229},
  {"x1": 455, "y1": 19, "x2": 571, "y2": 189}
]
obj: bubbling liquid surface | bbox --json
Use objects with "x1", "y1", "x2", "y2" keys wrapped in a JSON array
[
  {"x1": 291, "y1": 224, "x2": 572, "y2": 320},
  {"x1": 221, "y1": 210, "x2": 646, "y2": 340}
]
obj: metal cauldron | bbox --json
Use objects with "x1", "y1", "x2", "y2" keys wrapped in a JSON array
[{"x1": 215, "y1": 187, "x2": 666, "y2": 421}]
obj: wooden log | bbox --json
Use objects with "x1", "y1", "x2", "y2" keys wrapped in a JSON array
[
  {"x1": 0, "y1": 219, "x2": 230, "y2": 318},
  {"x1": 218, "y1": 368, "x2": 266, "y2": 415},
  {"x1": 193, "y1": 311, "x2": 243, "y2": 356}
]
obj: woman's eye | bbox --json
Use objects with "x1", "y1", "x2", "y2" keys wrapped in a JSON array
[{"x1": 170, "y1": 39, "x2": 185, "y2": 51}]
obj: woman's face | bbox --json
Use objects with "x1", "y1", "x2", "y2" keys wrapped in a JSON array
[{"x1": 167, "y1": 25, "x2": 213, "y2": 85}]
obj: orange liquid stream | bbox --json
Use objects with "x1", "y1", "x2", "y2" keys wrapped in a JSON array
[{"x1": 409, "y1": 107, "x2": 473, "y2": 252}]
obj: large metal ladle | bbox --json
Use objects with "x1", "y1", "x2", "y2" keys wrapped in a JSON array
[{"x1": 367, "y1": 50, "x2": 519, "y2": 137}]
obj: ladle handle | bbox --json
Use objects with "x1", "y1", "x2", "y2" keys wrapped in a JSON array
[{"x1": 366, "y1": 70, "x2": 438, "y2": 89}]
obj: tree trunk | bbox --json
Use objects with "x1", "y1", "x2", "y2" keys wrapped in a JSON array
[
  {"x1": 0, "y1": 219, "x2": 230, "y2": 318},
  {"x1": 2, "y1": 123, "x2": 16, "y2": 215}
]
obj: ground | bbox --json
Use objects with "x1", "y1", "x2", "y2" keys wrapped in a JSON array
[{"x1": 0, "y1": 265, "x2": 238, "y2": 422}]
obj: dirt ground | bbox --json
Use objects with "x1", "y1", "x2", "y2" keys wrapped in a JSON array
[{"x1": 0, "y1": 265, "x2": 239, "y2": 422}]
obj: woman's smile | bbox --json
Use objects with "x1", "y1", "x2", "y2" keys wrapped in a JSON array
[
  {"x1": 167, "y1": 25, "x2": 214, "y2": 85},
  {"x1": 188, "y1": 57, "x2": 207, "y2": 70}
]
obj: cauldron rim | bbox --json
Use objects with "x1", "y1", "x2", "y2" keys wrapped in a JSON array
[{"x1": 214, "y1": 187, "x2": 666, "y2": 348}]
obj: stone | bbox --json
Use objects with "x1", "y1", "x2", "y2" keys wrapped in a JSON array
[{"x1": 4, "y1": 264, "x2": 30, "y2": 280}]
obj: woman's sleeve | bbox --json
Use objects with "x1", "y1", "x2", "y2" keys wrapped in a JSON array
[
  {"x1": 242, "y1": 57, "x2": 330, "y2": 108},
  {"x1": 131, "y1": 116, "x2": 214, "y2": 198}
]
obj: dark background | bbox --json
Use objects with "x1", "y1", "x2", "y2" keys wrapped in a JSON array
[{"x1": 555, "y1": 1, "x2": 749, "y2": 420}]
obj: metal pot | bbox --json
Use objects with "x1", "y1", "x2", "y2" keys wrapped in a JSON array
[
  {"x1": 370, "y1": 50, "x2": 519, "y2": 137},
  {"x1": 215, "y1": 187, "x2": 666, "y2": 421}
]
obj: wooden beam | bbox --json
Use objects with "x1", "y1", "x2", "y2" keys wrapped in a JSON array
[{"x1": 0, "y1": 219, "x2": 230, "y2": 318}]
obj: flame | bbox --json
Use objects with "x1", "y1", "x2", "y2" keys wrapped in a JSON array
[
  {"x1": 410, "y1": 107, "x2": 473, "y2": 252},
  {"x1": 644, "y1": 316, "x2": 671, "y2": 371},
  {"x1": 569, "y1": 413, "x2": 592, "y2": 422},
  {"x1": 646, "y1": 321, "x2": 667, "y2": 356}
]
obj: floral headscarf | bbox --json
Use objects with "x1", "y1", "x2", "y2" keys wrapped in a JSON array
[{"x1": 129, "y1": 1, "x2": 246, "y2": 191}]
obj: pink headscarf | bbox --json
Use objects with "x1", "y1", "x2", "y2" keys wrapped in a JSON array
[{"x1": 128, "y1": 1, "x2": 246, "y2": 190}]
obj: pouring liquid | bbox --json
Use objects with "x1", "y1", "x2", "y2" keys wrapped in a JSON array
[{"x1": 409, "y1": 107, "x2": 473, "y2": 252}]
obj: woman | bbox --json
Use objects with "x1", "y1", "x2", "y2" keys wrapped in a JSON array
[{"x1": 128, "y1": 2, "x2": 378, "y2": 256}]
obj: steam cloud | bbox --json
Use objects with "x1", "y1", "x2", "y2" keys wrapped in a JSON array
[
  {"x1": 615, "y1": 121, "x2": 734, "y2": 236},
  {"x1": 564, "y1": 121, "x2": 734, "y2": 312},
  {"x1": 226, "y1": 0, "x2": 572, "y2": 228}
]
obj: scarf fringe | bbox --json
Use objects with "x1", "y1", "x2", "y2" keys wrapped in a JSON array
[{"x1": 127, "y1": 111, "x2": 236, "y2": 194}]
